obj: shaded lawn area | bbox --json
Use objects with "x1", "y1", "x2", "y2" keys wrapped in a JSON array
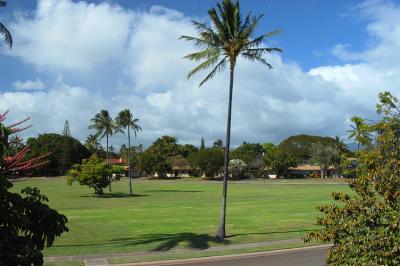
[{"x1": 10, "y1": 178, "x2": 349, "y2": 256}]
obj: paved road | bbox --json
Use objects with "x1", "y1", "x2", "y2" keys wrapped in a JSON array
[
  {"x1": 183, "y1": 247, "x2": 328, "y2": 266},
  {"x1": 121, "y1": 246, "x2": 329, "y2": 266}
]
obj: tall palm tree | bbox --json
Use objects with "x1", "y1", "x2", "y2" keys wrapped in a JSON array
[
  {"x1": 0, "y1": 1, "x2": 12, "y2": 49},
  {"x1": 116, "y1": 109, "x2": 142, "y2": 195},
  {"x1": 181, "y1": 0, "x2": 282, "y2": 238},
  {"x1": 89, "y1": 110, "x2": 120, "y2": 192}
]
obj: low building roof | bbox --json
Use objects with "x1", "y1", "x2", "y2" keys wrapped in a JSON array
[
  {"x1": 172, "y1": 157, "x2": 192, "y2": 170},
  {"x1": 108, "y1": 158, "x2": 127, "y2": 164},
  {"x1": 288, "y1": 165, "x2": 334, "y2": 171}
]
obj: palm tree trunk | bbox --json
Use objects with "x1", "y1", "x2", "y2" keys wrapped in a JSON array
[
  {"x1": 107, "y1": 133, "x2": 111, "y2": 192},
  {"x1": 356, "y1": 142, "x2": 360, "y2": 177},
  {"x1": 216, "y1": 64, "x2": 235, "y2": 239},
  {"x1": 128, "y1": 127, "x2": 132, "y2": 195}
]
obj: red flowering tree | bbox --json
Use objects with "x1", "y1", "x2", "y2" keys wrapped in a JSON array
[{"x1": 0, "y1": 110, "x2": 69, "y2": 266}]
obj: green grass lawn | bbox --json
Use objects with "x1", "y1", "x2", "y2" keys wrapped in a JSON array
[{"x1": 10, "y1": 177, "x2": 349, "y2": 257}]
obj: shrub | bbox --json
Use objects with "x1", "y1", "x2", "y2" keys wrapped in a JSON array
[
  {"x1": 228, "y1": 159, "x2": 247, "y2": 179},
  {"x1": 306, "y1": 92, "x2": 400, "y2": 265},
  {"x1": 67, "y1": 154, "x2": 125, "y2": 194}
]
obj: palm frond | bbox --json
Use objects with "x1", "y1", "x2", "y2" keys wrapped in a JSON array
[
  {"x1": 180, "y1": 35, "x2": 217, "y2": 48},
  {"x1": 192, "y1": 20, "x2": 215, "y2": 36},
  {"x1": 183, "y1": 48, "x2": 220, "y2": 62},
  {"x1": 217, "y1": 2, "x2": 232, "y2": 38},
  {"x1": 191, "y1": 20, "x2": 221, "y2": 47},
  {"x1": 243, "y1": 47, "x2": 283, "y2": 55},
  {"x1": 0, "y1": 22, "x2": 12, "y2": 48},
  {"x1": 208, "y1": 8, "x2": 227, "y2": 41},
  {"x1": 187, "y1": 54, "x2": 223, "y2": 80},
  {"x1": 199, "y1": 57, "x2": 228, "y2": 87},
  {"x1": 239, "y1": 12, "x2": 251, "y2": 34},
  {"x1": 246, "y1": 30, "x2": 283, "y2": 48},
  {"x1": 241, "y1": 52, "x2": 272, "y2": 69}
]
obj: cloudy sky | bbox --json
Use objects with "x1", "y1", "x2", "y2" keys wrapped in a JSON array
[{"x1": 1, "y1": 0, "x2": 400, "y2": 148}]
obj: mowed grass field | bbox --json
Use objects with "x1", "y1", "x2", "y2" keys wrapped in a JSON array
[{"x1": 10, "y1": 177, "x2": 350, "y2": 256}]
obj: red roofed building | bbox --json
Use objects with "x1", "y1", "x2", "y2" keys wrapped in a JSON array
[{"x1": 108, "y1": 158, "x2": 127, "y2": 165}]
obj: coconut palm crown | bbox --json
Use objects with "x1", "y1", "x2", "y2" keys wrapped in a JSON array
[
  {"x1": 181, "y1": 0, "x2": 282, "y2": 86},
  {"x1": 181, "y1": 0, "x2": 282, "y2": 238},
  {"x1": 0, "y1": 1, "x2": 12, "y2": 48}
]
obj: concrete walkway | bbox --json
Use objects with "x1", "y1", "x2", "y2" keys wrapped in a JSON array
[
  {"x1": 113, "y1": 245, "x2": 330, "y2": 266},
  {"x1": 45, "y1": 238, "x2": 304, "y2": 265}
]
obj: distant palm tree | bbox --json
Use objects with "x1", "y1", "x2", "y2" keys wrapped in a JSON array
[
  {"x1": 213, "y1": 139, "x2": 224, "y2": 149},
  {"x1": 334, "y1": 136, "x2": 347, "y2": 154},
  {"x1": 116, "y1": 109, "x2": 142, "y2": 195},
  {"x1": 181, "y1": 0, "x2": 282, "y2": 238},
  {"x1": 89, "y1": 110, "x2": 121, "y2": 192},
  {"x1": 85, "y1": 134, "x2": 100, "y2": 152},
  {"x1": 109, "y1": 145, "x2": 115, "y2": 154},
  {"x1": 348, "y1": 116, "x2": 372, "y2": 176},
  {"x1": 0, "y1": 1, "x2": 12, "y2": 49}
]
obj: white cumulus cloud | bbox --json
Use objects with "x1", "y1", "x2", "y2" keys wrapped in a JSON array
[{"x1": 13, "y1": 79, "x2": 46, "y2": 90}]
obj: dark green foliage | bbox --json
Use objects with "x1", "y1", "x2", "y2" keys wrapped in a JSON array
[
  {"x1": 0, "y1": 179, "x2": 69, "y2": 266},
  {"x1": 0, "y1": 113, "x2": 68, "y2": 266},
  {"x1": 26, "y1": 133, "x2": 91, "y2": 176},
  {"x1": 231, "y1": 142, "x2": 263, "y2": 165},
  {"x1": 148, "y1": 136, "x2": 180, "y2": 157},
  {"x1": 188, "y1": 148, "x2": 224, "y2": 177},
  {"x1": 138, "y1": 150, "x2": 171, "y2": 178},
  {"x1": 200, "y1": 137, "x2": 205, "y2": 149},
  {"x1": 67, "y1": 154, "x2": 125, "y2": 194},
  {"x1": 306, "y1": 92, "x2": 400, "y2": 265},
  {"x1": 278, "y1": 134, "x2": 343, "y2": 164},
  {"x1": 179, "y1": 144, "x2": 198, "y2": 158},
  {"x1": 263, "y1": 146, "x2": 296, "y2": 177},
  {"x1": 0, "y1": 1, "x2": 12, "y2": 48},
  {"x1": 139, "y1": 136, "x2": 180, "y2": 177}
]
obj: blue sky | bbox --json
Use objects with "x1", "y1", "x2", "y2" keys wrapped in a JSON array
[
  {"x1": 1, "y1": 0, "x2": 367, "y2": 78},
  {"x1": 1, "y1": 0, "x2": 400, "y2": 148}
]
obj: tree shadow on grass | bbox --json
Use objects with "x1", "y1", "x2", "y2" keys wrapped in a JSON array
[
  {"x1": 53, "y1": 230, "x2": 313, "y2": 249},
  {"x1": 80, "y1": 193, "x2": 148, "y2": 198},
  {"x1": 226, "y1": 228, "x2": 315, "y2": 238},
  {"x1": 111, "y1": 232, "x2": 229, "y2": 251},
  {"x1": 146, "y1": 190, "x2": 203, "y2": 193}
]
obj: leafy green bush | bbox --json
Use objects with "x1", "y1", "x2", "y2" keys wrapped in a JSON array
[
  {"x1": 228, "y1": 159, "x2": 247, "y2": 179},
  {"x1": 306, "y1": 92, "x2": 400, "y2": 265},
  {"x1": 67, "y1": 154, "x2": 124, "y2": 194}
]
